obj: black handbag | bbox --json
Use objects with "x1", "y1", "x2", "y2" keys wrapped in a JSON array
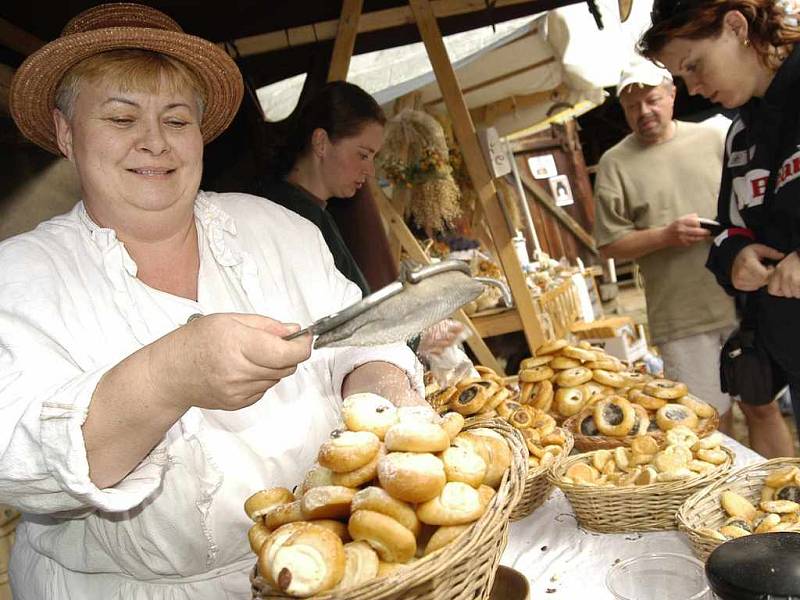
[{"x1": 720, "y1": 298, "x2": 787, "y2": 406}]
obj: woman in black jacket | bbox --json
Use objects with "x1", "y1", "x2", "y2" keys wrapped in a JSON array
[{"x1": 640, "y1": 0, "x2": 800, "y2": 450}]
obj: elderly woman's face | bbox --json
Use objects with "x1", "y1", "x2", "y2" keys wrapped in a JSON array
[{"x1": 54, "y1": 75, "x2": 203, "y2": 226}]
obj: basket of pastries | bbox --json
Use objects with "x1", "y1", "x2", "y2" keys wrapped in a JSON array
[
  {"x1": 245, "y1": 393, "x2": 527, "y2": 599},
  {"x1": 520, "y1": 339, "x2": 719, "y2": 452},
  {"x1": 548, "y1": 427, "x2": 734, "y2": 532},
  {"x1": 677, "y1": 457, "x2": 800, "y2": 560},
  {"x1": 426, "y1": 366, "x2": 573, "y2": 521}
]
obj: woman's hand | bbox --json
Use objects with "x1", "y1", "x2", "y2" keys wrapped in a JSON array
[
  {"x1": 417, "y1": 319, "x2": 466, "y2": 359},
  {"x1": 767, "y1": 251, "x2": 800, "y2": 298},
  {"x1": 731, "y1": 244, "x2": 785, "y2": 291},
  {"x1": 153, "y1": 313, "x2": 312, "y2": 413}
]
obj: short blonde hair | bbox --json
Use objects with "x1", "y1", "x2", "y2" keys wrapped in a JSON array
[{"x1": 55, "y1": 49, "x2": 206, "y2": 119}]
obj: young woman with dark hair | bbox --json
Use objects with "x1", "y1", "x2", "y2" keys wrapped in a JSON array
[{"x1": 640, "y1": 0, "x2": 800, "y2": 449}]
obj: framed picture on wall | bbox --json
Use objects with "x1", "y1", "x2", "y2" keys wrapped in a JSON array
[{"x1": 548, "y1": 174, "x2": 574, "y2": 207}]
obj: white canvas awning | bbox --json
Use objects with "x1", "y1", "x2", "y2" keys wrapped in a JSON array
[{"x1": 256, "y1": 0, "x2": 656, "y2": 136}]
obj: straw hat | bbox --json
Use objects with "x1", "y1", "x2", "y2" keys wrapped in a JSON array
[{"x1": 9, "y1": 2, "x2": 244, "y2": 155}]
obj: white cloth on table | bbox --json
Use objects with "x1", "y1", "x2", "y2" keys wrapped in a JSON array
[
  {"x1": 0, "y1": 191, "x2": 422, "y2": 600},
  {"x1": 501, "y1": 436, "x2": 763, "y2": 599}
]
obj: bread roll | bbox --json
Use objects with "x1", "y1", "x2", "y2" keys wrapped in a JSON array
[
  {"x1": 318, "y1": 430, "x2": 381, "y2": 473},
  {"x1": 264, "y1": 500, "x2": 305, "y2": 531},
  {"x1": 300, "y1": 464, "x2": 336, "y2": 495},
  {"x1": 332, "y1": 444, "x2": 386, "y2": 488},
  {"x1": 342, "y1": 393, "x2": 399, "y2": 440},
  {"x1": 351, "y1": 486, "x2": 421, "y2": 536},
  {"x1": 333, "y1": 540, "x2": 380, "y2": 591},
  {"x1": 244, "y1": 487, "x2": 295, "y2": 521},
  {"x1": 248, "y1": 521, "x2": 271, "y2": 554},
  {"x1": 423, "y1": 524, "x2": 470, "y2": 556},
  {"x1": 440, "y1": 445, "x2": 487, "y2": 488},
  {"x1": 301, "y1": 486, "x2": 357, "y2": 520},
  {"x1": 348, "y1": 509, "x2": 417, "y2": 563},
  {"x1": 262, "y1": 523, "x2": 346, "y2": 597},
  {"x1": 377, "y1": 452, "x2": 446, "y2": 503},
  {"x1": 416, "y1": 481, "x2": 484, "y2": 526},
  {"x1": 384, "y1": 421, "x2": 450, "y2": 453},
  {"x1": 440, "y1": 412, "x2": 465, "y2": 441}
]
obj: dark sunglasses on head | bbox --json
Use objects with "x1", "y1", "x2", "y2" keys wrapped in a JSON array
[{"x1": 651, "y1": 0, "x2": 699, "y2": 26}]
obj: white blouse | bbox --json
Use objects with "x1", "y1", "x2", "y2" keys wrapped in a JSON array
[{"x1": 0, "y1": 191, "x2": 421, "y2": 599}]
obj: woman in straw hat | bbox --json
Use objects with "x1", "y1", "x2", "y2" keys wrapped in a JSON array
[
  {"x1": 639, "y1": 0, "x2": 800, "y2": 443},
  {"x1": 0, "y1": 3, "x2": 425, "y2": 598}
]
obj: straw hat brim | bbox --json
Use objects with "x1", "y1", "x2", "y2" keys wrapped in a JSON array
[{"x1": 10, "y1": 26, "x2": 244, "y2": 155}]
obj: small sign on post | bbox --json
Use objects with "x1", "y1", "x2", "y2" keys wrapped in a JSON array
[{"x1": 548, "y1": 174, "x2": 574, "y2": 207}]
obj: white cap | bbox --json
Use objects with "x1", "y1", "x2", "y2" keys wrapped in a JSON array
[{"x1": 616, "y1": 56, "x2": 673, "y2": 97}]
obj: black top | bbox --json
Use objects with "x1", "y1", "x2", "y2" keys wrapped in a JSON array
[
  {"x1": 707, "y1": 44, "x2": 800, "y2": 378},
  {"x1": 706, "y1": 532, "x2": 800, "y2": 599},
  {"x1": 260, "y1": 180, "x2": 371, "y2": 297}
]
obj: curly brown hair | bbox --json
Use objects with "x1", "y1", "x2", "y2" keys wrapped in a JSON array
[{"x1": 639, "y1": 0, "x2": 800, "y2": 70}]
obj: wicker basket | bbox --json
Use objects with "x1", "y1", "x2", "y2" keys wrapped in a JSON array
[
  {"x1": 250, "y1": 418, "x2": 527, "y2": 600},
  {"x1": 548, "y1": 445, "x2": 735, "y2": 533},
  {"x1": 509, "y1": 428, "x2": 574, "y2": 522},
  {"x1": 677, "y1": 457, "x2": 800, "y2": 561},
  {"x1": 563, "y1": 404, "x2": 719, "y2": 452},
  {"x1": 535, "y1": 278, "x2": 581, "y2": 342}
]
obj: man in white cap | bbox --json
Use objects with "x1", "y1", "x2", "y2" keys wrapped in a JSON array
[{"x1": 593, "y1": 56, "x2": 793, "y2": 455}]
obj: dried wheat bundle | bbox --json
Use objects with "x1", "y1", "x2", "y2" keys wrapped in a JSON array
[{"x1": 378, "y1": 109, "x2": 462, "y2": 234}]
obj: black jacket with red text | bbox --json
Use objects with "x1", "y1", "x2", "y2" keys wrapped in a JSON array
[{"x1": 707, "y1": 44, "x2": 800, "y2": 378}]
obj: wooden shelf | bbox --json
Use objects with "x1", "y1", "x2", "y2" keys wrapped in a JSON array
[{"x1": 469, "y1": 307, "x2": 523, "y2": 338}]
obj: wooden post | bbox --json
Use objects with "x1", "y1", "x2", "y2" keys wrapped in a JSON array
[
  {"x1": 327, "y1": 0, "x2": 364, "y2": 82},
  {"x1": 370, "y1": 180, "x2": 507, "y2": 375},
  {"x1": 408, "y1": 0, "x2": 546, "y2": 353}
]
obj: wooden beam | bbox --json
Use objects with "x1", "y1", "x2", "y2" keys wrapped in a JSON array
[
  {"x1": 0, "y1": 17, "x2": 45, "y2": 56},
  {"x1": 0, "y1": 63, "x2": 13, "y2": 115},
  {"x1": 517, "y1": 160, "x2": 599, "y2": 255},
  {"x1": 409, "y1": 0, "x2": 546, "y2": 353},
  {"x1": 228, "y1": 0, "x2": 544, "y2": 58},
  {"x1": 370, "y1": 179, "x2": 507, "y2": 375},
  {"x1": 328, "y1": 0, "x2": 364, "y2": 82}
]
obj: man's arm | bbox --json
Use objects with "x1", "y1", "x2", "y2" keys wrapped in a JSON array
[
  {"x1": 342, "y1": 361, "x2": 425, "y2": 407},
  {"x1": 600, "y1": 213, "x2": 710, "y2": 261}
]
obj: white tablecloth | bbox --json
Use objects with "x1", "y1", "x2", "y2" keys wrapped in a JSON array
[{"x1": 500, "y1": 436, "x2": 763, "y2": 598}]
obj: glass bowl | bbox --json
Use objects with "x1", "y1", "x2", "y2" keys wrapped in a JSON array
[{"x1": 606, "y1": 552, "x2": 711, "y2": 600}]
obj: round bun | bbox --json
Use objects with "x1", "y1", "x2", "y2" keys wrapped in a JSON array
[
  {"x1": 261, "y1": 523, "x2": 346, "y2": 596},
  {"x1": 264, "y1": 500, "x2": 305, "y2": 531},
  {"x1": 440, "y1": 445, "x2": 487, "y2": 488},
  {"x1": 458, "y1": 429, "x2": 511, "y2": 488},
  {"x1": 248, "y1": 521, "x2": 271, "y2": 554},
  {"x1": 593, "y1": 396, "x2": 636, "y2": 437},
  {"x1": 423, "y1": 524, "x2": 470, "y2": 556},
  {"x1": 416, "y1": 481, "x2": 484, "y2": 526},
  {"x1": 384, "y1": 421, "x2": 450, "y2": 453},
  {"x1": 301, "y1": 485, "x2": 357, "y2": 520},
  {"x1": 333, "y1": 540, "x2": 380, "y2": 591},
  {"x1": 351, "y1": 486, "x2": 420, "y2": 536},
  {"x1": 645, "y1": 378, "x2": 689, "y2": 400},
  {"x1": 342, "y1": 393, "x2": 399, "y2": 440},
  {"x1": 440, "y1": 412, "x2": 465, "y2": 441},
  {"x1": 244, "y1": 487, "x2": 295, "y2": 521},
  {"x1": 377, "y1": 452, "x2": 446, "y2": 503},
  {"x1": 300, "y1": 464, "x2": 336, "y2": 495},
  {"x1": 655, "y1": 403, "x2": 699, "y2": 431},
  {"x1": 332, "y1": 444, "x2": 386, "y2": 488},
  {"x1": 318, "y1": 430, "x2": 381, "y2": 473},
  {"x1": 348, "y1": 509, "x2": 417, "y2": 563}
]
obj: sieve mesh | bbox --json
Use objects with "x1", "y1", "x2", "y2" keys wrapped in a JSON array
[{"x1": 314, "y1": 270, "x2": 483, "y2": 348}]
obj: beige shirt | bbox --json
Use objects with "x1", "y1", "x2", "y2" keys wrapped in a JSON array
[{"x1": 593, "y1": 119, "x2": 736, "y2": 344}]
